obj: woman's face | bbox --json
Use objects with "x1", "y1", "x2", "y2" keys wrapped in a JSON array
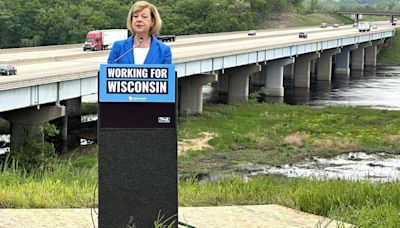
[{"x1": 132, "y1": 7, "x2": 154, "y2": 35}]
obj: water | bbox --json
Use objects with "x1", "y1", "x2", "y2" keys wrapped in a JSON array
[
  {"x1": 235, "y1": 152, "x2": 400, "y2": 182},
  {"x1": 0, "y1": 114, "x2": 97, "y2": 154},
  {"x1": 284, "y1": 66, "x2": 400, "y2": 110},
  {"x1": 0, "y1": 134, "x2": 10, "y2": 155}
]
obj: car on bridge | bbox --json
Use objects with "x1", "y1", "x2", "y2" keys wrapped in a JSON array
[
  {"x1": 248, "y1": 30, "x2": 256, "y2": 36},
  {"x1": 333, "y1": 24, "x2": 339, "y2": 28},
  {"x1": 0, "y1": 64, "x2": 17, "y2": 76},
  {"x1": 298, "y1": 32, "x2": 308, "y2": 38}
]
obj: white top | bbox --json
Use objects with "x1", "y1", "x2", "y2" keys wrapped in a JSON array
[{"x1": 134, "y1": 48, "x2": 150, "y2": 65}]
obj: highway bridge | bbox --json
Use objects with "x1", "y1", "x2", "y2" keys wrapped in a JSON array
[{"x1": 0, "y1": 21, "x2": 396, "y2": 146}]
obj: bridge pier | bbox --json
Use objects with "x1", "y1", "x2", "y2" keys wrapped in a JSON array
[
  {"x1": 225, "y1": 64, "x2": 261, "y2": 103},
  {"x1": 283, "y1": 64, "x2": 294, "y2": 79},
  {"x1": 0, "y1": 105, "x2": 65, "y2": 147},
  {"x1": 63, "y1": 98, "x2": 81, "y2": 148},
  {"x1": 294, "y1": 53, "x2": 320, "y2": 88},
  {"x1": 351, "y1": 42, "x2": 372, "y2": 71},
  {"x1": 178, "y1": 74, "x2": 217, "y2": 115},
  {"x1": 317, "y1": 48, "x2": 341, "y2": 81},
  {"x1": 365, "y1": 40, "x2": 384, "y2": 69},
  {"x1": 335, "y1": 44, "x2": 358, "y2": 77},
  {"x1": 264, "y1": 57, "x2": 295, "y2": 96}
]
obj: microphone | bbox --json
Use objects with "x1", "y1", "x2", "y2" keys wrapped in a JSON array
[
  {"x1": 111, "y1": 36, "x2": 143, "y2": 63},
  {"x1": 111, "y1": 47, "x2": 133, "y2": 64}
]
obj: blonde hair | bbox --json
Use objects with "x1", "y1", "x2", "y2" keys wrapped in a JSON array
[{"x1": 127, "y1": 1, "x2": 162, "y2": 36}]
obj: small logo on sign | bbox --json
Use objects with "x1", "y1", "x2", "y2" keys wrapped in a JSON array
[{"x1": 158, "y1": 117, "x2": 171, "y2": 124}]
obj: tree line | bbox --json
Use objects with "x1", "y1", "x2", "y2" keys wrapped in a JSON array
[
  {"x1": 0, "y1": 0, "x2": 305, "y2": 49},
  {"x1": 316, "y1": 0, "x2": 400, "y2": 13}
]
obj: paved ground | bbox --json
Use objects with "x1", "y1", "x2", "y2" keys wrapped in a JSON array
[{"x1": 0, "y1": 204, "x2": 352, "y2": 228}]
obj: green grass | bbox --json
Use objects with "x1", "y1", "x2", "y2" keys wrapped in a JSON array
[
  {"x1": 0, "y1": 146, "x2": 97, "y2": 208},
  {"x1": 81, "y1": 102, "x2": 98, "y2": 115},
  {"x1": 1, "y1": 102, "x2": 400, "y2": 226},
  {"x1": 179, "y1": 176, "x2": 400, "y2": 227},
  {"x1": 378, "y1": 28, "x2": 400, "y2": 65}
]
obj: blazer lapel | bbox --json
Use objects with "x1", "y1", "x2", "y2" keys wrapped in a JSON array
[
  {"x1": 126, "y1": 36, "x2": 134, "y2": 64},
  {"x1": 144, "y1": 37, "x2": 158, "y2": 64}
]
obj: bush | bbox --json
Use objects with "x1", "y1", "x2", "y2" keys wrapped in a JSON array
[{"x1": 11, "y1": 134, "x2": 56, "y2": 172}]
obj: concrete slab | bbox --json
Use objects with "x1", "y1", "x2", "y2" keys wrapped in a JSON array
[
  {"x1": 0, "y1": 205, "x2": 352, "y2": 228},
  {"x1": 178, "y1": 205, "x2": 353, "y2": 228}
]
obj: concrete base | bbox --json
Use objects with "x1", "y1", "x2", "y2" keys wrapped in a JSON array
[
  {"x1": 0, "y1": 205, "x2": 353, "y2": 228},
  {"x1": 179, "y1": 74, "x2": 217, "y2": 115}
]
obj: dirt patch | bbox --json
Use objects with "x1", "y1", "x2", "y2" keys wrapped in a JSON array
[
  {"x1": 386, "y1": 135, "x2": 400, "y2": 143},
  {"x1": 283, "y1": 133, "x2": 307, "y2": 147},
  {"x1": 178, "y1": 132, "x2": 215, "y2": 156}
]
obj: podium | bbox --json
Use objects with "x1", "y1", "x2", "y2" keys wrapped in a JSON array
[{"x1": 98, "y1": 64, "x2": 177, "y2": 227}]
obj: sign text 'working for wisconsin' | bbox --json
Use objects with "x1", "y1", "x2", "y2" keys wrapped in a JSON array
[{"x1": 99, "y1": 64, "x2": 175, "y2": 103}]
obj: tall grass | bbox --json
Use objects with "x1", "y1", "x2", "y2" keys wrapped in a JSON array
[
  {"x1": 179, "y1": 176, "x2": 400, "y2": 227},
  {"x1": 0, "y1": 149, "x2": 97, "y2": 208}
]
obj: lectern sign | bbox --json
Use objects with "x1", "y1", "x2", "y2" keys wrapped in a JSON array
[{"x1": 99, "y1": 64, "x2": 175, "y2": 103}]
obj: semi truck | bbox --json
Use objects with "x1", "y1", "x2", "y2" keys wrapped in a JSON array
[
  {"x1": 155, "y1": 34, "x2": 176, "y2": 42},
  {"x1": 358, "y1": 22, "x2": 371, "y2": 32},
  {"x1": 83, "y1": 29, "x2": 128, "y2": 51}
]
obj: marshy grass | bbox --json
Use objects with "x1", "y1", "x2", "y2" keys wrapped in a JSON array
[
  {"x1": 179, "y1": 175, "x2": 400, "y2": 227},
  {"x1": 179, "y1": 102, "x2": 400, "y2": 169}
]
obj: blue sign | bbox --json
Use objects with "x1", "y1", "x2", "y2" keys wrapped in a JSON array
[{"x1": 99, "y1": 64, "x2": 175, "y2": 103}]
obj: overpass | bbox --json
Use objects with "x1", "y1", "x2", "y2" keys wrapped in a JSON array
[
  {"x1": 338, "y1": 11, "x2": 400, "y2": 23},
  {"x1": 0, "y1": 23, "x2": 396, "y2": 146}
]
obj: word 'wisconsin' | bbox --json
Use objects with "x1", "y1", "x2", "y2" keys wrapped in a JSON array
[
  {"x1": 107, "y1": 67, "x2": 168, "y2": 78},
  {"x1": 107, "y1": 80, "x2": 168, "y2": 94}
]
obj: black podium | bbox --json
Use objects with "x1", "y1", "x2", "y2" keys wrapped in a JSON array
[{"x1": 98, "y1": 64, "x2": 177, "y2": 227}]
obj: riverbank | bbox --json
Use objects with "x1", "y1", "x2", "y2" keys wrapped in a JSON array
[
  {"x1": 178, "y1": 102, "x2": 400, "y2": 177},
  {"x1": 378, "y1": 28, "x2": 400, "y2": 65},
  {"x1": 2, "y1": 101, "x2": 400, "y2": 226}
]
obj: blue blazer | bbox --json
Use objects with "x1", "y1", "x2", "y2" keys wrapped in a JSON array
[{"x1": 107, "y1": 35, "x2": 172, "y2": 64}]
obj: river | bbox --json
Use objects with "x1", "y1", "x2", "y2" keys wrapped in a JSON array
[{"x1": 283, "y1": 65, "x2": 400, "y2": 110}]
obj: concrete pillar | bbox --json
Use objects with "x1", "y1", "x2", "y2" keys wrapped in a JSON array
[
  {"x1": 63, "y1": 98, "x2": 81, "y2": 148},
  {"x1": 317, "y1": 48, "x2": 341, "y2": 81},
  {"x1": 283, "y1": 63, "x2": 294, "y2": 79},
  {"x1": 335, "y1": 44, "x2": 358, "y2": 77},
  {"x1": 293, "y1": 52, "x2": 320, "y2": 88},
  {"x1": 178, "y1": 74, "x2": 217, "y2": 115},
  {"x1": 217, "y1": 73, "x2": 230, "y2": 103},
  {"x1": 0, "y1": 105, "x2": 65, "y2": 147},
  {"x1": 225, "y1": 64, "x2": 261, "y2": 103},
  {"x1": 310, "y1": 60, "x2": 316, "y2": 75},
  {"x1": 249, "y1": 70, "x2": 265, "y2": 92},
  {"x1": 264, "y1": 57, "x2": 295, "y2": 96},
  {"x1": 351, "y1": 42, "x2": 372, "y2": 71},
  {"x1": 365, "y1": 40, "x2": 384, "y2": 68}
]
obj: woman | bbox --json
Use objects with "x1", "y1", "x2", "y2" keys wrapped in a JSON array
[{"x1": 107, "y1": 1, "x2": 172, "y2": 64}]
